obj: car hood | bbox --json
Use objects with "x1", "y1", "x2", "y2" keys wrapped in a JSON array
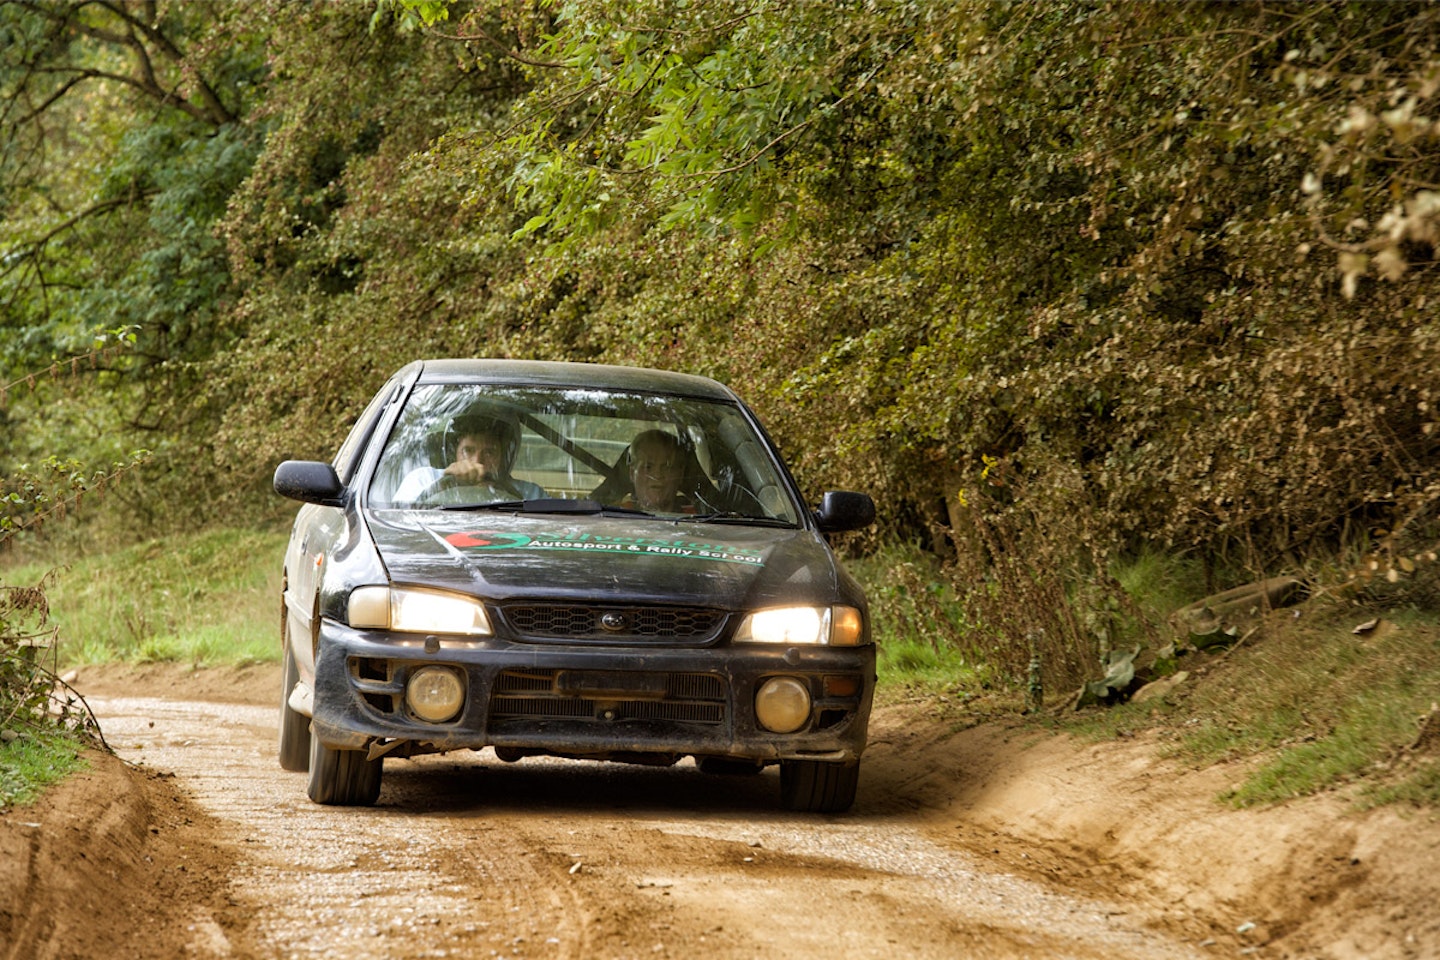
[{"x1": 365, "y1": 510, "x2": 846, "y2": 609}]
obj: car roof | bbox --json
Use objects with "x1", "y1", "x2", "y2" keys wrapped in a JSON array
[{"x1": 405, "y1": 359, "x2": 741, "y2": 402}]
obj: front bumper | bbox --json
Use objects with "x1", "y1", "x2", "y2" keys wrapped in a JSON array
[{"x1": 307, "y1": 620, "x2": 875, "y2": 763}]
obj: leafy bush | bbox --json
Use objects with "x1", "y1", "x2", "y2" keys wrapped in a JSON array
[
  {"x1": 1, "y1": 358, "x2": 144, "y2": 795},
  {"x1": 0, "y1": 573, "x2": 101, "y2": 760},
  {"x1": 4, "y1": 0, "x2": 1438, "y2": 702},
  {"x1": 850, "y1": 542, "x2": 991, "y2": 688}
]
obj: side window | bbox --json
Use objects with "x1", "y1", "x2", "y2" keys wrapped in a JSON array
[
  {"x1": 716, "y1": 412, "x2": 796, "y2": 520},
  {"x1": 333, "y1": 379, "x2": 401, "y2": 483}
]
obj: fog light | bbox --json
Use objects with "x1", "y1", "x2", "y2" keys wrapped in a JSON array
[
  {"x1": 406, "y1": 666, "x2": 465, "y2": 723},
  {"x1": 755, "y1": 676, "x2": 811, "y2": 734}
]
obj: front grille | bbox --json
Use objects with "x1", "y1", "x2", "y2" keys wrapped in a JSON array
[
  {"x1": 495, "y1": 670, "x2": 724, "y2": 699},
  {"x1": 497, "y1": 603, "x2": 725, "y2": 643},
  {"x1": 494, "y1": 696, "x2": 593, "y2": 720},
  {"x1": 490, "y1": 669, "x2": 727, "y2": 725}
]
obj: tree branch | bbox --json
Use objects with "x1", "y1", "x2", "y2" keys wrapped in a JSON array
[
  {"x1": 96, "y1": 0, "x2": 236, "y2": 123},
  {"x1": 11, "y1": 72, "x2": 89, "y2": 127},
  {"x1": 429, "y1": 23, "x2": 568, "y2": 69},
  {"x1": 0, "y1": 193, "x2": 156, "y2": 284},
  {"x1": 14, "y1": 0, "x2": 235, "y2": 126}
]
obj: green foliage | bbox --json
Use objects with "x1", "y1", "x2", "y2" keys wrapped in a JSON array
[
  {"x1": 850, "y1": 542, "x2": 972, "y2": 644},
  {"x1": 0, "y1": 2, "x2": 269, "y2": 533},
  {"x1": 4, "y1": 528, "x2": 287, "y2": 667},
  {"x1": 494, "y1": 0, "x2": 901, "y2": 242},
  {"x1": 0, "y1": 571, "x2": 101, "y2": 800},
  {"x1": 383, "y1": 0, "x2": 452, "y2": 32},
  {"x1": 199, "y1": 1, "x2": 540, "y2": 499},
  {"x1": 0, "y1": 347, "x2": 153, "y2": 554},
  {"x1": 0, "y1": 727, "x2": 87, "y2": 809},
  {"x1": 0, "y1": 576, "x2": 56, "y2": 723},
  {"x1": 1, "y1": 0, "x2": 1438, "y2": 716},
  {"x1": 0, "y1": 349, "x2": 149, "y2": 797},
  {"x1": 850, "y1": 541, "x2": 993, "y2": 691},
  {"x1": 401, "y1": 0, "x2": 1440, "y2": 601},
  {"x1": 0, "y1": 451, "x2": 151, "y2": 543},
  {"x1": 1168, "y1": 607, "x2": 1440, "y2": 808},
  {"x1": 1112, "y1": 550, "x2": 1208, "y2": 629},
  {"x1": 1055, "y1": 604, "x2": 1440, "y2": 808}
]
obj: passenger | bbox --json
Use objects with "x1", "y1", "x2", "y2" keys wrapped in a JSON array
[{"x1": 622, "y1": 430, "x2": 696, "y2": 514}]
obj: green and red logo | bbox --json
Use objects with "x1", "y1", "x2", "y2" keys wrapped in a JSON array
[{"x1": 445, "y1": 531, "x2": 532, "y2": 549}]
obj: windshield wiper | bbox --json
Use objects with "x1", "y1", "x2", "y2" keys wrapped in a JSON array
[
  {"x1": 438, "y1": 498, "x2": 656, "y2": 517},
  {"x1": 676, "y1": 512, "x2": 794, "y2": 527}
]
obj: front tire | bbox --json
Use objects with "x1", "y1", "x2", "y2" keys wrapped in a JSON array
[
  {"x1": 307, "y1": 731, "x2": 383, "y2": 806},
  {"x1": 780, "y1": 759, "x2": 859, "y2": 813},
  {"x1": 277, "y1": 640, "x2": 310, "y2": 772}
]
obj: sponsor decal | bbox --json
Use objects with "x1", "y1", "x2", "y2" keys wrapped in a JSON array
[
  {"x1": 443, "y1": 530, "x2": 766, "y2": 566},
  {"x1": 446, "y1": 531, "x2": 530, "y2": 550}
]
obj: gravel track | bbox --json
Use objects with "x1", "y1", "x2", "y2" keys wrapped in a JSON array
[{"x1": 87, "y1": 693, "x2": 1204, "y2": 960}]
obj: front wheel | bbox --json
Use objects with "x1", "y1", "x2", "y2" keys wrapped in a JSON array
[
  {"x1": 277, "y1": 640, "x2": 310, "y2": 772},
  {"x1": 307, "y1": 731, "x2": 383, "y2": 806},
  {"x1": 779, "y1": 759, "x2": 859, "y2": 813}
]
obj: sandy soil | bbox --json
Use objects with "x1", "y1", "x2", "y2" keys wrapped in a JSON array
[{"x1": 2, "y1": 663, "x2": 1437, "y2": 959}]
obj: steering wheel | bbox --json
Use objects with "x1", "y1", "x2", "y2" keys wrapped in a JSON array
[{"x1": 419, "y1": 473, "x2": 524, "y2": 505}]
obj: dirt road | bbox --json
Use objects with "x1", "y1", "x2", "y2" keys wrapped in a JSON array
[
  {"x1": 82, "y1": 688, "x2": 1201, "y2": 960},
  {"x1": 7, "y1": 664, "x2": 1437, "y2": 960}
]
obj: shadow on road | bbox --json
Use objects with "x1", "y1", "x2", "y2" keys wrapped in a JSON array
[{"x1": 367, "y1": 754, "x2": 867, "y2": 821}]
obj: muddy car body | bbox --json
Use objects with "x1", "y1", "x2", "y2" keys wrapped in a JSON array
[{"x1": 274, "y1": 359, "x2": 876, "y2": 812}]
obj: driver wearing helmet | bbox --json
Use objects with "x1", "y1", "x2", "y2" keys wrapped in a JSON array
[{"x1": 396, "y1": 411, "x2": 544, "y2": 503}]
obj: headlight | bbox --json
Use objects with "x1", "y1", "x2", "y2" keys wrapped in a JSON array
[
  {"x1": 734, "y1": 605, "x2": 864, "y2": 646},
  {"x1": 347, "y1": 585, "x2": 492, "y2": 637}
]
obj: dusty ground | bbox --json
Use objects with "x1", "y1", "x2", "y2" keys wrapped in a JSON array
[{"x1": 2, "y1": 662, "x2": 1438, "y2": 960}]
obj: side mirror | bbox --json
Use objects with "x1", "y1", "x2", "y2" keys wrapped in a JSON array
[
  {"x1": 274, "y1": 461, "x2": 345, "y2": 507},
  {"x1": 814, "y1": 491, "x2": 875, "y2": 533}
]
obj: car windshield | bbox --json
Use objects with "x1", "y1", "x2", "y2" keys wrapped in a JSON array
[{"x1": 366, "y1": 383, "x2": 802, "y2": 524}]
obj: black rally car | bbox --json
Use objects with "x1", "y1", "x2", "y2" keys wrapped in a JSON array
[{"x1": 273, "y1": 359, "x2": 876, "y2": 811}]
